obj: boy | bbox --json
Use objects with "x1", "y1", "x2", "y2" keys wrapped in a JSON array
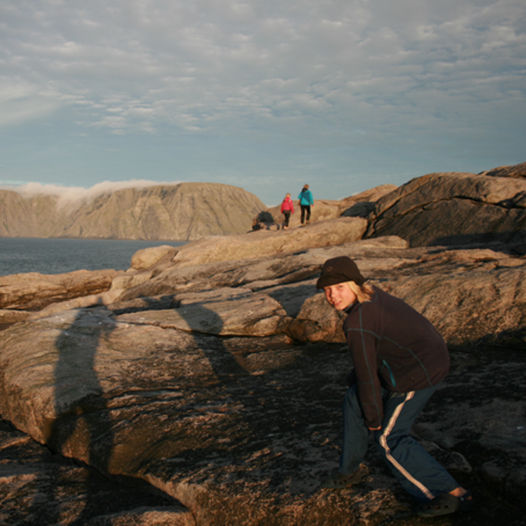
[{"x1": 317, "y1": 256, "x2": 471, "y2": 518}]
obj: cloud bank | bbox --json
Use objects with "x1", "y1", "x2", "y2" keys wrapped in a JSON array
[
  {"x1": 2, "y1": 0, "x2": 522, "y2": 133},
  {"x1": 4, "y1": 180, "x2": 180, "y2": 205}
]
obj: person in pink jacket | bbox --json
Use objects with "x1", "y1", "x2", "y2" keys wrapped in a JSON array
[{"x1": 280, "y1": 193, "x2": 294, "y2": 229}]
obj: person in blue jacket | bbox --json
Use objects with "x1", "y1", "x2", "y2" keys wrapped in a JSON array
[
  {"x1": 298, "y1": 184, "x2": 314, "y2": 225},
  {"x1": 317, "y1": 256, "x2": 472, "y2": 518}
]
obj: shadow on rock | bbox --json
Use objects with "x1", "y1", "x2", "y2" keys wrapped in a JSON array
[{"x1": 39, "y1": 301, "x2": 116, "y2": 523}]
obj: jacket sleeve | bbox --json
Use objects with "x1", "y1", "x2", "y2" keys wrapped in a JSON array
[{"x1": 345, "y1": 314, "x2": 383, "y2": 428}]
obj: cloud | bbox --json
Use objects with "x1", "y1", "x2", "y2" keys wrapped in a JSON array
[
  {"x1": 1, "y1": 0, "x2": 524, "y2": 137},
  {"x1": 0, "y1": 4, "x2": 503, "y2": 125},
  {"x1": 0, "y1": 80, "x2": 64, "y2": 126},
  {"x1": 4, "y1": 180, "x2": 181, "y2": 206}
]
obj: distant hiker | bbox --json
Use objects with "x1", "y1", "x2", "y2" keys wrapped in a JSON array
[
  {"x1": 298, "y1": 184, "x2": 314, "y2": 225},
  {"x1": 280, "y1": 193, "x2": 294, "y2": 229},
  {"x1": 317, "y1": 256, "x2": 472, "y2": 518}
]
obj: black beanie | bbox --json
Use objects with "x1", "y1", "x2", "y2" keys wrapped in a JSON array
[{"x1": 316, "y1": 256, "x2": 365, "y2": 289}]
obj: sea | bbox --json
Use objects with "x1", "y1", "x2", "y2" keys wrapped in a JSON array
[{"x1": 0, "y1": 237, "x2": 186, "y2": 277}]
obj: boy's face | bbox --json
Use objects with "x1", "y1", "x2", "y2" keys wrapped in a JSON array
[{"x1": 324, "y1": 282, "x2": 356, "y2": 311}]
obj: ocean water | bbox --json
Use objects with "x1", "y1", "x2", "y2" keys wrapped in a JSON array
[{"x1": 0, "y1": 237, "x2": 185, "y2": 277}]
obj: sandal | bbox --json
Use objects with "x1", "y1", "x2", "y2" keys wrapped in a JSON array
[
  {"x1": 320, "y1": 464, "x2": 368, "y2": 490},
  {"x1": 416, "y1": 490, "x2": 472, "y2": 518}
]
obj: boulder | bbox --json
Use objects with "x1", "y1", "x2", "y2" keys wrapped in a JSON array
[
  {"x1": 366, "y1": 171, "x2": 526, "y2": 248},
  {"x1": 479, "y1": 161, "x2": 526, "y2": 179},
  {"x1": 130, "y1": 245, "x2": 179, "y2": 271},
  {"x1": 117, "y1": 289, "x2": 289, "y2": 337},
  {"x1": 0, "y1": 269, "x2": 119, "y2": 311},
  {"x1": 170, "y1": 216, "x2": 368, "y2": 267},
  {"x1": 108, "y1": 236, "x2": 408, "y2": 304},
  {"x1": 289, "y1": 247, "x2": 526, "y2": 347}
]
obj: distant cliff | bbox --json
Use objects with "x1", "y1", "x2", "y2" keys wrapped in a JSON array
[{"x1": 0, "y1": 182, "x2": 266, "y2": 241}]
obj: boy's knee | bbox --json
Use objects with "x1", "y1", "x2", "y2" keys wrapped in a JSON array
[
  {"x1": 376, "y1": 431, "x2": 411, "y2": 457},
  {"x1": 373, "y1": 431, "x2": 386, "y2": 451}
]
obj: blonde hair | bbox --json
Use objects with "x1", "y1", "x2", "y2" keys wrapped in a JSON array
[{"x1": 347, "y1": 280, "x2": 374, "y2": 303}]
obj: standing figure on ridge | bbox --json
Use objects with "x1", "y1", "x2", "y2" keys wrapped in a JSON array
[
  {"x1": 317, "y1": 256, "x2": 472, "y2": 519},
  {"x1": 280, "y1": 193, "x2": 294, "y2": 229},
  {"x1": 298, "y1": 184, "x2": 314, "y2": 225}
]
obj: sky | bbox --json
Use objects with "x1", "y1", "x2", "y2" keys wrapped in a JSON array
[{"x1": 1, "y1": 0, "x2": 525, "y2": 206}]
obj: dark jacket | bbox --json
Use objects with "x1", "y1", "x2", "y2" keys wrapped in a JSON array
[{"x1": 343, "y1": 287, "x2": 449, "y2": 428}]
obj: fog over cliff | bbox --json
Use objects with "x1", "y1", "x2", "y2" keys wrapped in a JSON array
[{"x1": 0, "y1": 181, "x2": 266, "y2": 241}]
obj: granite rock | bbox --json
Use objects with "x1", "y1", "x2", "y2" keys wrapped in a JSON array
[
  {"x1": 0, "y1": 165, "x2": 525, "y2": 525},
  {"x1": 366, "y1": 170, "x2": 526, "y2": 249}
]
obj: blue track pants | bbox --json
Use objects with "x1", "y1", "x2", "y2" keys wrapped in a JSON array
[{"x1": 339, "y1": 384, "x2": 459, "y2": 500}]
